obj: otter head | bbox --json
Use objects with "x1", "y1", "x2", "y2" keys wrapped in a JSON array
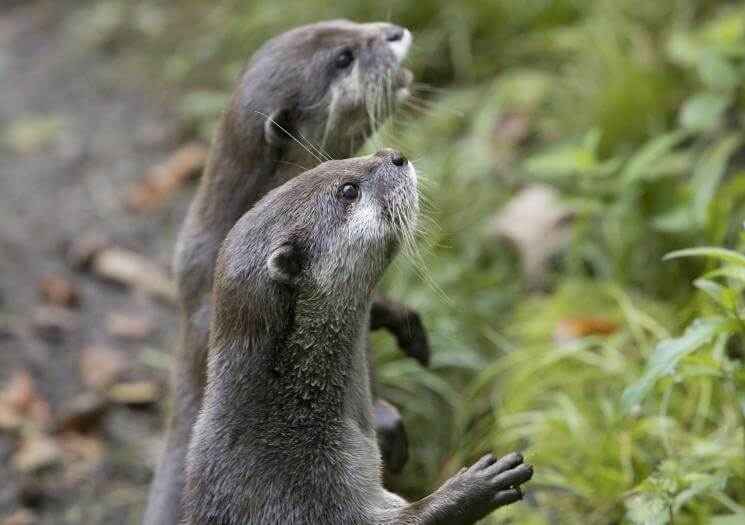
[
  {"x1": 231, "y1": 20, "x2": 413, "y2": 167},
  {"x1": 264, "y1": 148, "x2": 418, "y2": 296},
  {"x1": 214, "y1": 149, "x2": 418, "y2": 345}
]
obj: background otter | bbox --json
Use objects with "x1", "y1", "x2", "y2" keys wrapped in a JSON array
[
  {"x1": 145, "y1": 20, "x2": 428, "y2": 525},
  {"x1": 185, "y1": 150, "x2": 533, "y2": 524}
]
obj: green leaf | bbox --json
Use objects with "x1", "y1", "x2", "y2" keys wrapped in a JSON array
[
  {"x1": 524, "y1": 129, "x2": 621, "y2": 178},
  {"x1": 693, "y1": 279, "x2": 729, "y2": 308},
  {"x1": 625, "y1": 492, "x2": 669, "y2": 525},
  {"x1": 623, "y1": 130, "x2": 691, "y2": 183},
  {"x1": 524, "y1": 147, "x2": 593, "y2": 177},
  {"x1": 698, "y1": 54, "x2": 739, "y2": 91},
  {"x1": 664, "y1": 247, "x2": 745, "y2": 267},
  {"x1": 709, "y1": 515, "x2": 745, "y2": 525},
  {"x1": 666, "y1": 32, "x2": 702, "y2": 68},
  {"x1": 651, "y1": 206, "x2": 697, "y2": 233},
  {"x1": 679, "y1": 92, "x2": 730, "y2": 131},
  {"x1": 582, "y1": 128, "x2": 602, "y2": 154},
  {"x1": 722, "y1": 288, "x2": 739, "y2": 310},
  {"x1": 673, "y1": 473, "x2": 727, "y2": 510},
  {"x1": 621, "y1": 317, "x2": 731, "y2": 413},
  {"x1": 700, "y1": 265, "x2": 745, "y2": 284},
  {"x1": 690, "y1": 133, "x2": 742, "y2": 225}
]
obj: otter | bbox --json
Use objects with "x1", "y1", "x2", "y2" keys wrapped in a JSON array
[
  {"x1": 145, "y1": 20, "x2": 428, "y2": 525},
  {"x1": 185, "y1": 150, "x2": 533, "y2": 525}
]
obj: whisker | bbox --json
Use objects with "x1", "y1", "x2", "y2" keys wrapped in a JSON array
[
  {"x1": 412, "y1": 82, "x2": 454, "y2": 95},
  {"x1": 255, "y1": 111, "x2": 322, "y2": 163},
  {"x1": 274, "y1": 160, "x2": 310, "y2": 171},
  {"x1": 297, "y1": 128, "x2": 332, "y2": 161},
  {"x1": 407, "y1": 95, "x2": 466, "y2": 118},
  {"x1": 401, "y1": 100, "x2": 443, "y2": 118}
]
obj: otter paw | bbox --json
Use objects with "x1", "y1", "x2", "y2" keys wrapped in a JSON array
[
  {"x1": 439, "y1": 452, "x2": 533, "y2": 523},
  {"x1": 374, "y1": 399, "x2": 409, "y2": 474},
  {"x1": 395, "y1": 309, "x2": 430, "y2": 367}
]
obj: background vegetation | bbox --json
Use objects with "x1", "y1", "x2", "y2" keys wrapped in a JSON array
[
  {"x1": 6, "y1": 0, "x2": 745, "y2": 523},
  {"x1": 141, "y1": 0, "x2": 745, "y2": 522}
]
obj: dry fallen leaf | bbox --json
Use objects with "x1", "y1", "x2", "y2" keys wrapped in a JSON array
[
  {"x1": 2, "y1": 509, "x2": 38, "y2": 525},
  {"x1": 555, "y1": 316, "x2": 620, "y2": 343},
  {"x1": 65, "y1": 231, "x2": 108, "y2": 270},
  {"x1": 38, "y1": 274, "x2": 79, "y2": 307},
  {"x1": 80, "y1": 345, "x2": 128, "y2": 391},
  {"x1": 90, "y1": 247, "x2": 176, "y2": 303},
  {"x1": 31, "y1": 305, "x2": 80, "y2": 340},
  {"x1": 491, "y1": 112, "x2": 532, "y2": 169},
  {"x1": 491, "y1": 184, "x2": 575, "y2": 287},
  {"x1": 0, "y1": 371, "x2": 51, "y2": 430},
  {"x1": 107, "y1": 381, "x2": 160, "y2": 406},
  {"x1": 54, "y1": 393, "x2": 109, "y2": 433},
  {"x1": 58, "y1": 431, "x2": 104, "y2": 463},
  {"x1": 124, "y1": 142, "x2": 208, "y2": 212},
  {"x1": 105, "y1": 311, "x2": 154, "y2": 341},
  {"x1": 12, "y1": 434, "x2": 61, "y2": 472},
  {"x1": 493, "y1": 112, "x2": 532, "y2": 146}
]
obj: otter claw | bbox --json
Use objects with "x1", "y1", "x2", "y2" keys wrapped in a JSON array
[
  {"x1": 436, "y1": 452, "x2": 533, "y2": 523},
  {"x1": 493, "y1": 486, "x2": 523, "y2": 506},
  {"x1": 492, "y1": 463, "x2": 533, "y2": 490},
  {"x1": 483, "y1": 452, "x2": 523, "y2": 475},
  {"x1": 469, "y1": 452, "x2": 497, "y2": 471}
]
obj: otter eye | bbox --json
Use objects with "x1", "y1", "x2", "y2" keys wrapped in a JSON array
[
  {"x1": 335, "y1": 49, "x2": 354, "y2": 69},
  {"x1": 339, "y1": 183, "x2": 359, "y2": 202}
]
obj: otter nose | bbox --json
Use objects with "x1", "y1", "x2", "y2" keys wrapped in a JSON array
[
  {"x1": 385, "y1": 25, "x2": 405, "y2": 42},
  {"x1": 391, "y1": 152, "x2": 407, "y2": 167},
  {"x1": 376, "y1": 148, "x2": 408, "y2": 167}
]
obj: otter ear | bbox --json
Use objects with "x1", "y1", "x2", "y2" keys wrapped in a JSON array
[
  {"x1": 264, "y1": 108, "x2": 296, "y2": 147},
  {"x1": 267, "y1": 244, "x2": 301, "y2": 287}
]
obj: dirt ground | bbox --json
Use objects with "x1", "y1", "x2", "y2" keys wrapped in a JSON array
[{"x1": 1, "y1": 3, "x2": 196, "y2": 524}]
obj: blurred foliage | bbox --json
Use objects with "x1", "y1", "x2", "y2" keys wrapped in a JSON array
[{"x1": 75, "y1": 0, "x2": 745, "y2": 522}]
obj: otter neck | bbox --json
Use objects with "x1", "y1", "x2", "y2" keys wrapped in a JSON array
[
  {"x1": 191, "y1": 291, "x2": 382, "y2": 525},
  {"x1": 194, "y1": 116, "x2": 298, "y2": 238},
  {"x1": 211, "y1": 291, "x2": 376, "y2": 440}
]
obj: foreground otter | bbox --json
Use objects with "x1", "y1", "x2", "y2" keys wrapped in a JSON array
[
  {"x1": 185, "y1": 150, "x2": 533, "y2": 524},
  {"x1": 146, "y1": 20, "x2": 428, "y2": 525}
]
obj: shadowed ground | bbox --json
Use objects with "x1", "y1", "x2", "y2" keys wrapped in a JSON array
[{"x1": 0, "y1": 4, "x2": 187, "y2": 523}]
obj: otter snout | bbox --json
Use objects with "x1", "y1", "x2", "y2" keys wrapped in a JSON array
[
  {"x1": 369, "y1": 149, "x2": 418, "y2": 245},
  {"x1": 385, "y1": 25, "x2": 405, "y2": 42},
  {"x1": 372, "y1": 148, "x2": 415, "y2": 187},
  {"x1": 381, "y1": 24, "x2": 413, "y2": 102},
  {"x1": 375, "y1": 148, "x2": 408, "y2": 167},
  {"x1": 370, "y1": 149, "x2": 418, "y2": 237},
  {"x1": 372, "y1": 22, "x2": 411, "y2": 64},
  {"x1": 391, "y1": 152, "x2": 407, "y2": 167},
  {"x1": 388, "y1": 27, "x2": 411, "y2": 64}
]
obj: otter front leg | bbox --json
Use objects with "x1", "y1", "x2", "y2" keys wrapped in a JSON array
[
  {"x1": 374, "y1": 399, "x2": 409, "y2": 474},
  {"x1": 370, "y1": 296, "x2": 430, "y2": 366},
  {"x1": 378, "y1": 452, "x2": 533, "y2": 525}
]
